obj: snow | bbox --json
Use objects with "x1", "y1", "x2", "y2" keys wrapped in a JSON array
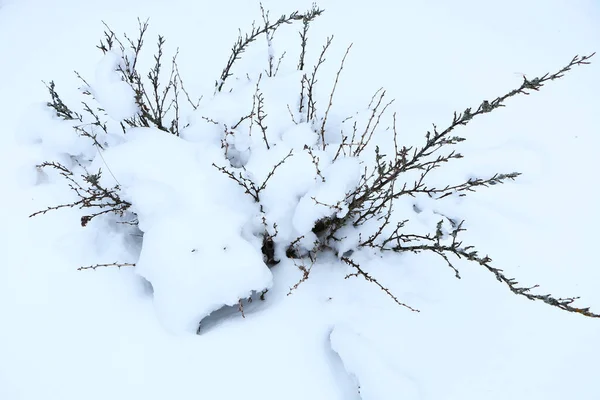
[
  {"x1": 330, "y1": 325, "x2": 421, "y2": 399},
  {"x1": 90, "y1": 50, "x2": 139, "y2": 121},
  {"x1": 292, "y1": 156, "x2": 361, "y2": 236},
  {"x1": 1, "y1": 0, "x2": 600, "y2": 399},
  {"x1": 93, "y1": 128, "x2": 272, "y2": 333}
]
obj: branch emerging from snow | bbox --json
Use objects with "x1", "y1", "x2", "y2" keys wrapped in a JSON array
[
  {"x1": 342, "y1": 257, "x2": 420, "y2": 313},
  {"x1": 216, "y1": 4, "x2": 324, "y2": 92},
  {"x1": 78, "y1": 262, "x2": 136, "y2": 271}
]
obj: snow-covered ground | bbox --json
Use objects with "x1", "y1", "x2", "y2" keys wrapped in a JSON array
[{"x1": 1, "y1": 0, "x2": 599, "y2": 399}]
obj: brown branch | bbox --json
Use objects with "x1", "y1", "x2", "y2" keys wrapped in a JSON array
[
  {"x1": 78, "y1": 262, "x2": 136, "y2": 271},
  {"x1": 341, "y1": 257, "x2": 420, "y2": 312},
  {"x1": 319, "y1": 44, "x2": 352, "y2": 150}
]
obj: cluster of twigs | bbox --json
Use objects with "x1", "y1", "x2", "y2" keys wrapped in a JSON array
[
  {"x1": 207, "y1": 4, "x2": 598, "y2": 317},
  {"x1": 216, "y1": 3, "x2": 323, "y2": 92},
  {"x1": 35, "y1": 18, "x2": 202, "y2": 234},
  {"x1": 213, "y1": 149, "x2": 293, "y2": 203},
  {"x1": 302, "y1": 53, "x2": 599, "y2": 317},
  {"x1": 96, "y1": 19, "x2": 199, "y2": 136},
  {"x1": 30, "y1": 161, "x2": 131, "y2": 228},
  {"x1": 33, "y1": 4, "x2": 598, "y2": 318}
]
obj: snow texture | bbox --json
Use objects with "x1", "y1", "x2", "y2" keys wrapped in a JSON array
[
  {"x1": 94, "y1": 128, "x2": 273, "y2": 333},
  {"x1": 1, "y1": 0, "x2": 599, "y2": 399}
]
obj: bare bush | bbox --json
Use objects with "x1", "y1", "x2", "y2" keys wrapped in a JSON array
[{"x1": 32, "y1": 5, "x2": 598, "y2": 319}]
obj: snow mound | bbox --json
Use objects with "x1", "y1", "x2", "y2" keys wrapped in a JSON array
[
  {"x1": 96, "y1": 128, "x2": 273, "y2": 333},
  {"x1": 89, "y1": 50, "x2": 139, "y2": 121}
]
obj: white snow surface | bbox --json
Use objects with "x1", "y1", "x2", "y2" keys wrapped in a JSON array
[
  {"x1": 1, "y1": 0, "x2": 600, "y2": 399},
  {"x1": 90, "y1": 50, "x2": 139, "y2": 121},
  {"x1": 95, "y1": 128, "x2": 273, "y2": 333}
]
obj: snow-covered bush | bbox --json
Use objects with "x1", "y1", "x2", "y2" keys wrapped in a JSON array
[{"x1": 29, "y1": 5, "x2": 598, "y2": 334}]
